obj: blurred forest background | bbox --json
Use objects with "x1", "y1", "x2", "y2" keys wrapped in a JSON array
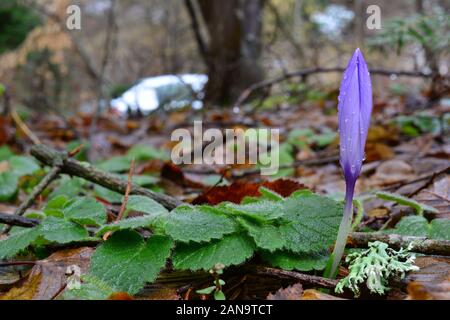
[{"x1": 0, "y1": 0, "x2": 448, "y2": 114}]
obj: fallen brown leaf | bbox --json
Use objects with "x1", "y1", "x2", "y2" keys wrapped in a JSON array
[
  {"x1": 0, "y1": 247, "x2": 93, "y2": 300},
  {"x1": 406, "y1": 256, "x2": 450, "y2": 300},
  {"x1": 267, "y1": 283, "x2": 303, "y2": 300},
  {"x1": 300, "y1": 289, "x2": 345, "y2": 300},
  {"x1": 192, "y1": 179, "x2": 307, "y2": 205}
]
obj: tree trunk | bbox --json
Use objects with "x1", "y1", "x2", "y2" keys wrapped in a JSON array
[{"x1": 196, "y1": 0, "x2": 264, "y2": 105}]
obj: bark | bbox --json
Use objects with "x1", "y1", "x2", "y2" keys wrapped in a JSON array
[{"x1": 196, "y1": 0, "x2": 264, "y2": 104}]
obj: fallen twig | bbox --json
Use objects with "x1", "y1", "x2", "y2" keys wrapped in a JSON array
[
  {"x1": 31, "y1": 144, "x2": 182, "y2": 210},
  {"x1": 116, "y1": 159, "x2": 135, "y2": 222},
  {"x1": 258, "y1": 267, "x2": 338, "y2": 289},
  {"x1": 10, "y1": 108, "x2": 41, "y2": 145},
  {"x1": 103, "y1": 159, "x2": 135, "y2": 241},
  {"x1": 0, "y1": 213, "x2": 39, "y2": 228},
  {"x1": 349, "y1": 232, "x2": 450, "y2": 256}
]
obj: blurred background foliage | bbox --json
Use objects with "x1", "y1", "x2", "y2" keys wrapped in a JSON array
[{"x1": 0, "y1": 0, "x2": 448, "y2": 113}]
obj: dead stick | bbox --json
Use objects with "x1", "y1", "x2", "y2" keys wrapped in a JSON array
[
  {"x1": 30, "y1": 144, "x2": 182, "y2": 210},
  {"x1": 258, "y1": 267, "x2": 338, "y2": 289},
  {"x1": 0, "y1": 213, "x2": 39, "y2": 228},
  {"x1": 349, "y1": 232, "x2": 450, "y2": 256},
  {"x1": 10, "y1": 108, "x2": 41, "y2": 145},
  {"x1": 103, "y1": 159, "x2": 135, "y2": 241},
  {"x1": 116, "y1": 159, "x2": 135, "y2": 222}
]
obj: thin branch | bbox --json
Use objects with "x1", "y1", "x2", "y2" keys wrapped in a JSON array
[
  {"x1": 258, "y1": 267, "x2": 338, "y2": 289},
  {"x1": 349, "y1": 232, "x2": 450, "y2": 256},
  {"x1": 10, "y1": 108, "x2": 41, "y2": 145},
  {"x1": 116, "y1": 159, "x2": 135, "y2": 222},
  {"x1": 0, "y1": 213, "x2": 39, "y2": 228}
]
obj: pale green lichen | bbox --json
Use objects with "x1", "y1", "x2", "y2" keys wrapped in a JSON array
[{"x1": 335, "y1": 241, "x2": 419, "y2": 297}]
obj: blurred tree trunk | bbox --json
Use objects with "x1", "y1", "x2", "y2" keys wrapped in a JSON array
[{"x1": 191, "y1": 0, "x2": 264, "y2": 105}]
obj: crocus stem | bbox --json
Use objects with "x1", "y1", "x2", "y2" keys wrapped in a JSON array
[{"x1": 329, "y1": 180, "x2": 356, "y2": 278}]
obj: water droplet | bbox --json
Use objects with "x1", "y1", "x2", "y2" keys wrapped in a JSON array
[{"x1": 344, "y1": 118, "x2": 349, "y2": 123}]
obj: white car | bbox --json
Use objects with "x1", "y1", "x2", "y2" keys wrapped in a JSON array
[{"x1": 111, "y1": 74, "x2": 208, "y2": 115}]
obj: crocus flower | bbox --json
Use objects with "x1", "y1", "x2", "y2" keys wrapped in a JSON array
[{"x1": 329, "y1": 48, "x2": 373, "y2": 277}]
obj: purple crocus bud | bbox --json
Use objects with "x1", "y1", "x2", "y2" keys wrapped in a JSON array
[{"x1": 328, "y1": 48, "x2": 373, "y2": 278}]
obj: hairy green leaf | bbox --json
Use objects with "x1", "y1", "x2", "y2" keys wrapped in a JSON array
[
  {"x1": 391, "y1": 216, "x2": 450, "y2": 240},
  {"x1": 173, "y1": 233, "x2": 255, "y2": 271},
  {"x1": 279, "y1": 192, "x2": 342, "y2": 253},
  {"x1": 96, "y1": 216, "x2": 158, "y2": 236},
  {"x1": 237, "y1": 217, "x2": 285, "y2": 252},
  {"x1": 220, "y1": 200, "x2": 285, "y2": 222},
  {"x1": 90, "y1": 230, "x2": 173, "y2": 294},
  {"x1": 9, "y1": 156, "x2": 40, "y2": 176},
  {"x1": 0, "y1": 172, "x2": 19, "y2": 201},
  {"x1": 126, "y1": 195, "x2": 168, "y2": 216},
  {"x1": 0, "y1": 227, "x2": 40, "y2": 259},
  {"x1": 163, "y1": 205, "x2": 237, "y2": 243},
  {"x1": 40, "y1": 216, "x2": 89, "y2": 244},
  {"x1": 63, "y1": 197, "x2": 106, "y2": 226}
]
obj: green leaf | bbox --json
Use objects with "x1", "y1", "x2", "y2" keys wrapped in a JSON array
[
  {"x1": 392, "y1": 216, "x2": 428, "y2": 237},
  {"x1": 96, "y1": 216, "x2": 159, "y2": 236},
  {"x1": 163, "y1": 205, "x2": 237, "y2": 243},
  {"x1": 63, "y1": 197, "x2": 106, "y2": 226},
  {"x1": 97, "y1": 156, "x2": 132, "y2": 173},
  {"x1": 90, "y1": 231, "x2": 173, "y2": 294},
  {"x1": 279, "y1": 192, "x2": 342, "y2": 253},
  {"x1": 196, "y1": 286, "x2": 216, "y2": 295},
  {"x1": 126, "y1": 195, "x2": 168, "y2": 216},
  {"x1": 61, "y1": 274, "x2": 114, "y2": 300},
  {"x1": 8, "y1": 156, "x2": 40, "y2": 176},
  {"x1": 43, "y1": 195, "x2": 68, "y2": 217},
  {"x1": 40, "y1": 216, "x2": 89, "y2": 244},
  {"x1": 237, "y1": 217, "x2": 285, "y2": 252},
  {"x1": 0, "y1": 172, "x2": 19, "y2": 201},
  {"x1": 49, "y1": 176, "x2": 85, "y2": 199},
  {"x1": 0, "y1": 227, "x2": 41, "y2": 259},
  {"x1": 390, "y1": 216, "x2": 450, "y2": 240},
  {"x1": 258, "y1": 187, "x2": 284, "y2": 201},
  {"x1": 260, "y1": 250, "x2": 329, "y2": 271},
  {"x1": 94, "y1": 185, "x2": 123, "y2": 203},
  {"x1": 214, "y1": 291, "x2": 226, "y2": 300},
  {"x1": 429, "y1": 219, "x2": 450, "y2": 241},
  {"x1": 129, "y1": 175, "x2": 159, "y2": 186},
  {"x1": 127, "y1": 145, "x2": 169, "y2": 161},
  {"x1": 220, "y1": 200, "x2": 285, "y2": 222},
  {"x1": 376, "y1": 191, "x2": 438, "y2": 215},
  {"x1": 173, "y1": 233, "x2": 255, "y2": 271},
  {"x1": 0, "y1": 145, "x2": 14, "y2": 161}
]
